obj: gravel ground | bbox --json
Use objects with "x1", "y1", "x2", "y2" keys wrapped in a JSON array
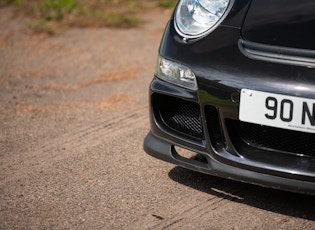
[{"x1": 1, "y1": 6, "x2": 315, "y2": 230}]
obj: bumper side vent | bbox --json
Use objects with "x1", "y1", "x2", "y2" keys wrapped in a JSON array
[{"x1": 153, "y1": 94, "x2": 203, "y2": 139}]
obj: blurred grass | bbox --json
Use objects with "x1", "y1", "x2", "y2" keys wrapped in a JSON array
[
  {"x1": 0, "y1": 0, "x2": 177, "y2": 34},
  {"x1": 157, "y1": 0, "x2": 177, "y2": 8}
]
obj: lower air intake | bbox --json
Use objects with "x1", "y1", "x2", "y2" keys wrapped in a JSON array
[{"x1": 154, "y1": 94, "x2": 203, "y2": 139}]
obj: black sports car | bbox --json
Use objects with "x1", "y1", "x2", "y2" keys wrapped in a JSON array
[{"x1": 144, "y1": 0, "x2": 315, "y2": 195}]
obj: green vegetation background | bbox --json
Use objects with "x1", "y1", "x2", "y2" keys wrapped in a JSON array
[{"x1": 0, "y1": 0, "x2": 177, "y2": 34}]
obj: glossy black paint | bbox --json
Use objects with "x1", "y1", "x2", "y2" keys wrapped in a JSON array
[
  {"x1": 242, "y1": 0, "x2": 315, "y2": 50},
  {"x1": 144, "y1": 0, "x2": 315, "y2": 194}
]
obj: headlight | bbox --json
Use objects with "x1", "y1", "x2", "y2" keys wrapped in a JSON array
[
  {"x1": 156, "y1": 56, "x2": 197, "y2": 90},
  {"x1": 175, "y1": 0, "x2": 234, "y2": 39}
]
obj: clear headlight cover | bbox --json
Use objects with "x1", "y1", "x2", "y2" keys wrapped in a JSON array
[
  {"x1": 175, "y1": 0, "x2": 233, "y2": 38},
  {"x1": 156, "y1": 56, "x2": 197, "y2": 90}
]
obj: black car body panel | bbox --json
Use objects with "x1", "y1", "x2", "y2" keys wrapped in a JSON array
[
  {"x1": 144, "y1": 0, "x2": 315, "y2": 194},
  {"x1": 242, "y1": 0, "x2": 315, "y2": 50}
]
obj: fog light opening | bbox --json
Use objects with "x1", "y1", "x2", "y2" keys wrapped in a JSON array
[{"x1": 174, "y1": 146, "x2": 208, "y2": 164}]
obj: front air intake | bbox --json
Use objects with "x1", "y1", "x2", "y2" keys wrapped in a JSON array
[{"x1": 153, "y1": 94, "x2": 203, "y2": 139}]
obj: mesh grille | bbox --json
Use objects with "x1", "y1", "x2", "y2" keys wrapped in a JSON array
[
  {"x1": 227, "y1": 119, "x2": 315, "y2": 157},
  {"x1": 157, "y1": 96, "x2": 203, "y2": 139}
]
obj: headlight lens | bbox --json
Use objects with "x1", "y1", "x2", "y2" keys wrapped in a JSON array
[
  {"x1": 156, "y1": 56, "x2": 197, "y2": 90},
  {"x1": 175, "y1": 0, "x2": 233, "y2": 38}
]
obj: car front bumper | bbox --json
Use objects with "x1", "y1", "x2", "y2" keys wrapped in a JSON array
[
  {"x1": 144, "y1": 17, "x2": 315, "y2": 195},
  {"x1": 144, "y1": 129, "x2": 315, "y2": 195}
]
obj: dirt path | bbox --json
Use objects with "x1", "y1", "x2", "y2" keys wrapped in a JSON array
[{"x1": 1, "y1": 6, "x2": 315, "y2": 229}]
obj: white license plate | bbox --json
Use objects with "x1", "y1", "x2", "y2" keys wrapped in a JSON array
[{"x1": 239, "y1": 89, "x2": 315, "y2": 134}]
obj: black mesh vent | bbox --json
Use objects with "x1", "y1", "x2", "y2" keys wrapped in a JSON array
[
  {"x1": 227, "y1": 119, "x2": 315, "y2": 157},
  {"x1": 155, "y1": 95, "x2": 203, "y2": 139}
]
